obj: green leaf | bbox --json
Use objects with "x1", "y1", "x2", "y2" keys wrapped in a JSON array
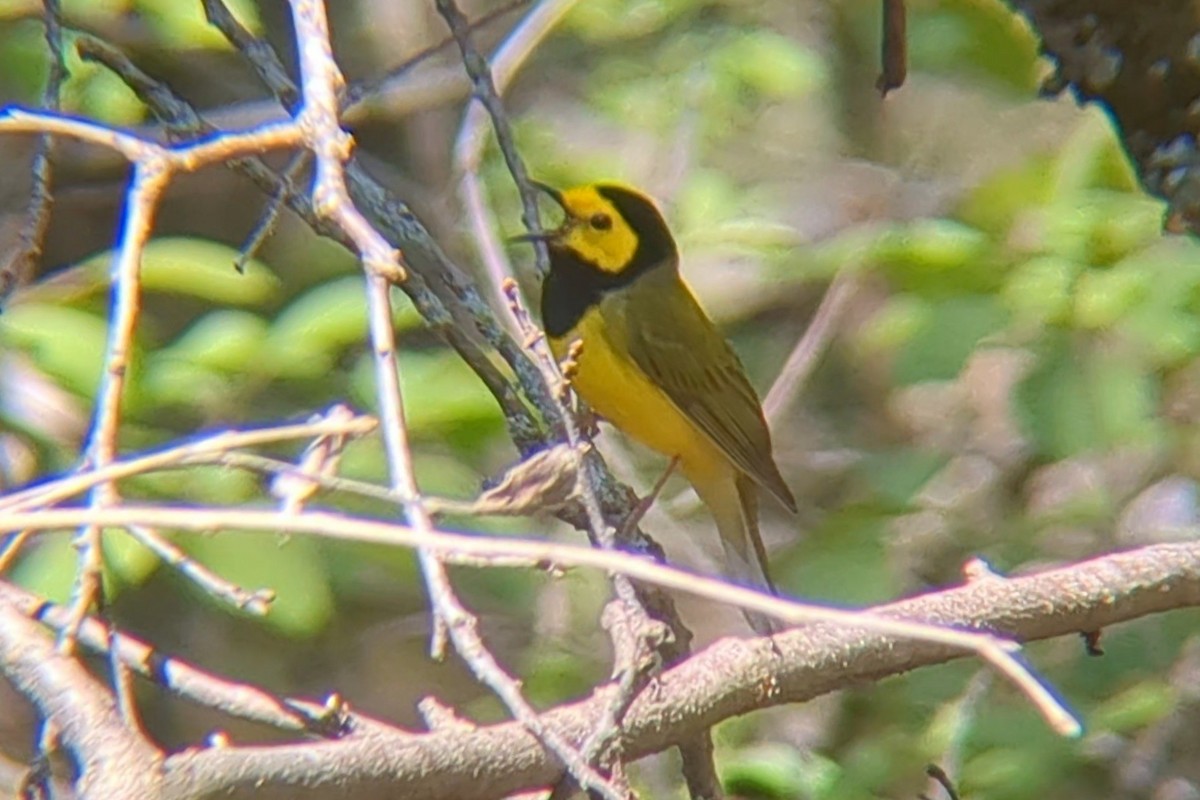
[
  {"x1": 102, "y1": 529, "x2": 160, "y2": 589},
  {"x1": 11, "y1": 530, "x2": 161, "y2": 602},
  {"x1": 59, "y1": 0, "x2": 127, "y2": 23},
  {"x1": 63, "y1": 43, "x2": 145, "y2": 125},
  {"x1": 894, "y1": 295, "x2": 1008, "y2": 384},
  {"x1": 1073, "y1": 266, "x2": 1146, "y2": 330},
  {"x1": 723, "y1": 745, "x2": 840, "y2": 800},
  {"x1": 153, "y1": 310, "x2": 270, "y2": 373},
  {"x1": 0, "y1": 20, "x2": 53, "y2": 104},
  {"x1": 676, "y1": 170, "x2": 744, "y2": 235},
  {"x1": 855, "y1": 293, "x2": 931, "y2": 355},
  {"x1": 965, "y1": 737, "x2": 1075, "y2": 800},
  {"x1": 1090, "y1": 681, "x2": 1175, "y2": 733},
  {"x1": 1052, "y1": 110, "x2": 1141, "y2": 196},
  {"x1": 875, "y1": 220, "x2": 995, "y2": 294},
  {"x1": 522, "y1": 647, "x2": 598, "y2": 706},
  {"x1": 957, "y1": 154, "x2": 1057, "y2": 237},
  {"x1": 70, "y1": 237, "x2": 279, "y2": 305},
  {"x1": 1016, "y1": 337, "x2": 1160, "y2": 459},
  {"x1": 714, "y1": 31, "x2": 826, "y2": 99},
  {"x1": 125, "y1": 464, "x2": 259, "y2": 509},
  {"x1": 1002, "y1": 256, "x2": 1083, "y2": 325},
  {"x1": 860, "y1": 449, "x2": 947, "y2": 508},
  {"x1": 566, "y1": 0, "x2": 699, "y2": 42},
  {"x1": 1027, "y1": 192, "x2": 1161, "y2": 266},
  {"x1": 138, "y1": 359, "x2": 231, "y2": 410},
  {"x1": 9, "y1": 532, "x2": 77, "y2": 604},
  {"x1": 780, "y1": 512, "x2": 893, "y2": 604},
  {"x1": 265, "y1": 277, "x2": 422, "y2": 380},
  {"x1": 1, "y1": 303, "x2": 110, "y2": 397},
  {"x1": 134, "y1": 0, "x2": 262, "y2": 49},
  {"x1": 906, "y1": 0, "x2": 1040, "y2": 91},
  {"x1": 1124, "y1": 308, "x2": 1200, "y2": 367}
]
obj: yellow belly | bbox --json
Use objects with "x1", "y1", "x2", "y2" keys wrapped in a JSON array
[{"x1": 550, "y1": 307, "x2": 729, "y2": 484}]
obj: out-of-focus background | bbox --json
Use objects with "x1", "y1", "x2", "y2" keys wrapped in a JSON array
[{"x1": 2, "y1": 1, "x2": 1199, "y2": 798}]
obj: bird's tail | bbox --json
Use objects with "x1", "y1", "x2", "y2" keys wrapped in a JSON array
[{"x1": 695, "y1": 471, "x2": 781, "y2": 635}]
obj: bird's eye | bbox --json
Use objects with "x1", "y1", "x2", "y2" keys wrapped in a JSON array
[{"x1": 590, "y1": 213, "x2": 613, "y2": 231}]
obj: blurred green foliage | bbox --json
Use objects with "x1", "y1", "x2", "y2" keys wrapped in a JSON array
[{"x1": 2, "y1": 0, "x2": 1199, "y2": 798}]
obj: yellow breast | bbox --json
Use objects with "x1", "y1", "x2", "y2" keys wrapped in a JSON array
[{"x1": 550, "y1": 305, "x2": 730, "y2": 484}]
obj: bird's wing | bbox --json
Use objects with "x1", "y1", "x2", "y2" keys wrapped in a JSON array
[{"x1": 611, "y1": 273, "x2": 796, "y2": 511}]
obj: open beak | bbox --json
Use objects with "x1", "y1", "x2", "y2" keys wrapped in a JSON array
[
  {"x1": 528, "y1": 179, "x2": 567, "y2": 211},
  {"x1": 508, "y1": 180, "x2": 568, "y2": 244},
  {"x1": 509, "y1": 230, "x2": 558, "y2": 243}
]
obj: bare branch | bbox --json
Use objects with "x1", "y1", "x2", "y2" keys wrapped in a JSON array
[
  {"x1": 0, "y1": 410, "x2": 377, "y2": 514},
  {"x1": 279, "y1": 1, "x2": 621, "y2": 795},
  {"x1": 0, "y1": 501, "x2": 1130, "y2": 736},
  {"x1": 0, "y1": 0, "x2": 67, "y2": 307},
  {"x1": 0, "y1": 581, "x2": 395, "y2": 739},
  {"x1": 134, "y1": 541, "x2": 1200, "y2": 799},
  {"x1": 763, "y1": 271, "x2": 857, "y2": 422},
  {"x1": 0, "y1": 594, "x2": 163, "y2": 798},
  {"x1": 59, "y1": 162, "x2": 169, "y2": 656}
]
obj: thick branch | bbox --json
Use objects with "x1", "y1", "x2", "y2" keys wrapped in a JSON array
[
  {"x1": 1013, "y1": 0, "x2": 1200, "y2": 233},
  {"x1": 155, "y1": 543, "x2": 1199, "y2": 799},
  {"x1": 0, "y1": 600, "x2": 164, "y2": 798}
]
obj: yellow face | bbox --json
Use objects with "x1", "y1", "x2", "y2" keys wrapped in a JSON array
[{"x1": 552, "y1": 185, "x2": 641, "y2": 274}]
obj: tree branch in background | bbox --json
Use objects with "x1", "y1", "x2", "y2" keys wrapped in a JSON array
[
  {"x1": 0, "y1": 0, "x2": 66, "y2": 307},
  {"x1": 5, "y1": 1, "x2": 1200, "y2": 798},
  {"x1": 1, "y1": 540, "x2": 1185, "y2": 799},
  {"x1": 0, "y1": 596, "x2": 163, "y2": 798},
  {"x1": 70, "y1": 32, "x2": 545, "y2": 453},
  {"x1": 1, "y1": 582, "x2": 388, "y2": 738},
  {"x1": 1012, "y1": 0, "x2": 1200, "y2": 234},
  {"x1": 0, "y1": 108, "x2": 305, "y2": 660},
  {"x1": 0, "y1": 503, "x2": 1087, "y2": 723},
  {"x1": 261, "y1": 1, "x2": 621, "y2": 795}
]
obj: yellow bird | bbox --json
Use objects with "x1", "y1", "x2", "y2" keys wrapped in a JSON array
[{"x1": 523, "y1": 181, "x2": 796, "y2": 634}]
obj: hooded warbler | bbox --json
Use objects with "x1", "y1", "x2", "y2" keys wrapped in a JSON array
[{"x1": 523, "y1": 181, "x2": 796, "y2": 634}]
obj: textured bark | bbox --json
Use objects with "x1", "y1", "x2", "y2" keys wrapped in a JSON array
[{"x1": 1014, "y1": 0, "x2": 1200, "y2": 232}]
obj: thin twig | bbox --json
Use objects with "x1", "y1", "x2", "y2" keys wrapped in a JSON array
[
  {"x1": 441, "y1": 0, "x2": 570, "y2": 281},
  {"x1": 0, "y1": 0, "x2": 66, "y2": 307},
  {"x1": 503, "y1": 286, "x2": 674, "y2": 791},
  {"x1": 439, "y1": 4, "x2": 722, "y2": 787},
  {"x1": 281, "y1": 1, "x2": 620, "y2": 796},
  {"x1": 240, "y1": 0, "x2": 524, "y2": 270},
  {"x1": 145, "y1": 536, "x2": 1200, "y2": 800},
  {"x1": 0, "y1": 504, "x2": 1028, "y2": 651},
  {"x1": 762, "y1": 270, "x2": 857, "y2": 422},
  {"x1": 925, "y1": 671, "x2": 990, "y2": 799},
  {"x1": 924, "y1": 765, "x2": 960, "y2": 800},
  {"x1": 202, "y1": 0, "x2": 299, "y2": 108},
  {"x1": 9, "y1": 526, "x2": 1191, "y2": 799},
  {"x1": 0, "y1": 90, "x2": 310, "y2": 665},
  {"x1": 126, "y1": 524, "x2": 275, "y2": 613},
  {"x1": 343, "y1": 0, "x2": 532, "y2": 110},
  {"x1": 502, "y1": 284, "x2": 676, "y2": 788},
  {"x1": 58, "y1": 163, "x2": 169, "y2": 657},
  {"x1": 234, "y1": 150, "x2": 311, "y2": 272},
  {"x1": 0, "y1": 502, "x2": 1090, "y2": 737},
  {"x1": 1, "y1": 580, "x2": 374, "y2": 738},
  {"x1": 0, "y1": 594, "x2": 164, "y2": 797},
  {"x1": 0, "y1": 530, "x2": 34, "y2": 573},
  {"x1": 447, "y1": 0, "x2": 580, "y2": 326},
  {"x1": 877, "y1": 0, "x2": 908, "y2": 96},
  {"x1": 108, "y1": 618, "x2": 143, "y2": 732},
  {"x1": 81, "y1": 26, "x2": 551, "y2": 452},
  {"x1": 0, "y1": 410, "x2": 376, "y2": 513}
]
